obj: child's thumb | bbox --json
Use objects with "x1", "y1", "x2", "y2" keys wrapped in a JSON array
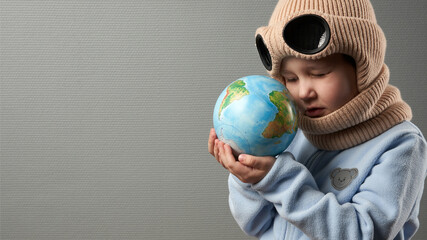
[{"x1": 239, "y1": 154, "x2": 275, "y2": 170}]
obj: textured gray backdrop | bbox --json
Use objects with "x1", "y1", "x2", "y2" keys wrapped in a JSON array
[{"x1": 1, "y1": 1, "x2": 426, "y2": 239}]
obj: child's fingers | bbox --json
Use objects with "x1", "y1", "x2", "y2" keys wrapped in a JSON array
[
  {"x1": 208, "y1": 128, "x2": 217, "y2": 156},
  {"x1": 216, "y1": 140, "x2": 229, "y2": 169},
  {"x1": 214, "y1": 139, "x2": 220, "y2": 160},
  {"x1": 221, "y1": 143, "x2": 235, "y2": 166},
  {"x1": 222, "y1": 144, "x2": 250, "y2": 175}
]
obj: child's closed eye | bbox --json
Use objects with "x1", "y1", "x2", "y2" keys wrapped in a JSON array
[
  {"x1": 312, "y1": 74, "x2": 326, "y2": 78},
  {"x1": 285, "y1": 77, "x2": 298, "y2": 83},
  {"x1": 310, "y1": 69, "x2": 332, "y2": 78}
]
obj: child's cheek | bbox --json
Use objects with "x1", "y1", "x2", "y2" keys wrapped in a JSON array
[{"x1": 294, "y1": 101, "x2": 305, "y2": 114}]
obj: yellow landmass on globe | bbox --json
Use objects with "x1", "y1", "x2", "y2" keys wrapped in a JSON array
[
  {"x1": 218, "y1": 80, "x2": 249, "y2": 118},
  {"x1": 262, "y1": 90, "x2": 297, "y2": 139}
]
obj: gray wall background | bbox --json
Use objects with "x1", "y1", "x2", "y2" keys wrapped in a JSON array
[{"x1": 1, "y1": 1, "x2": 426, "y2": 239}]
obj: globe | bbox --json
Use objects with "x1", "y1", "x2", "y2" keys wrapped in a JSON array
[{"x1": 213, "y1": 75, "x2": 298, "y2": 157}]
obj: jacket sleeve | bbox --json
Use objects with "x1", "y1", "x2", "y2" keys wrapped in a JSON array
[
  {"x1": 228, "y1": 174, "x2": 276, "y2": 237},
  {"x1": 251, "y1": 132, "x2": 427, "y2": 239}
]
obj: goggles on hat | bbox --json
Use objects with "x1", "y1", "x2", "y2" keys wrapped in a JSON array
[{"x1": 256, "y1": 14, "x2": 331, "y2": 71}]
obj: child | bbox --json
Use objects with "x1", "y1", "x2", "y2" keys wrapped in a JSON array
[{"x1": 208, "y1": 0, "x2": 427, "y2": 239}]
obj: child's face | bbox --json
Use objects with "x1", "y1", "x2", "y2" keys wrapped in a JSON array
[{"x1": 280, "y1": 54, "x2": 358, "y2": 118}]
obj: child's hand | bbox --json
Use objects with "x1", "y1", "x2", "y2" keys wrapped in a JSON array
[{"x1": 208, "y1": 128, "x2": 276, "y2": 184}]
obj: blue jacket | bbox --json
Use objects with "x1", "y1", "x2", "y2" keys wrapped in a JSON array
[{"x1": 228, "y1": 121, "x2": 427, "y2": 239}]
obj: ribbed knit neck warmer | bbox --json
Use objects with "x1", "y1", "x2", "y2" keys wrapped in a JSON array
[
  {"x1": 299, "y1": 65, "x2": 411, "y2": 150},
  {"x1": 255, "y1": 0, "x2": 412, "y2": 150}
]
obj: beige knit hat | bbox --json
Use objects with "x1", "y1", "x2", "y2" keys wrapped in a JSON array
[{"x1": 255, "y1": 0, "x2": 412, "y2": 150}]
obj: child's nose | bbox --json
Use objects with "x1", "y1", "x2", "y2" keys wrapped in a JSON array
[{"x1": 298, "y1": 80, "x2": 316, "y2": 101}]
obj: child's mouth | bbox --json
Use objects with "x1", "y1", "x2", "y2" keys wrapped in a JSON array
[{"x1": 305, "y1": 108, "x2": 325, "y2": 118}]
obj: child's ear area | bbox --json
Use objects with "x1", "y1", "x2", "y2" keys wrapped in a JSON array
[
  {"x1": 277, "y1": 74, "x2": 286, "y2": 86},
  {"x1": 278, "y1": 59, "x2": 290, "y2": 83}
]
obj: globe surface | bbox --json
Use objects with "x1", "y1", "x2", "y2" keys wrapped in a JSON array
[{"x1": 213, "y1": 75, "x2": 298, "y2": 156}]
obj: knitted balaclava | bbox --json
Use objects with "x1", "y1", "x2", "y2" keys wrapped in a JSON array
[{"x1": 255, "y1": 0, "x2": 412, "y2": 150}]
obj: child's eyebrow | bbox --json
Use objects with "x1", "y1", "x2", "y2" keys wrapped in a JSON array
[
  {"x1": 280, "y1": 69, "x2": 295, "y2": 74},
  {"x1": 306, "y1": 61, "x2": 332, "y2": 70}
]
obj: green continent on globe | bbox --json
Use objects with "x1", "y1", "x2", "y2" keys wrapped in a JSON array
[
  {"x1": 262, "y1": 90, "x2": 297, "y2": 139},
  {"x1": 218, "y1": 80, "x2": 249, "y2": 118}
]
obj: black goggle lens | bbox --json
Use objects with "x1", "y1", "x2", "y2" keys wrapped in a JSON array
[
  {"x1": 256, "y1": 34, "x2": 272, "y2": 71},
  {"x1": 283, "y1": 14, "x2": 330, "y2": 55}
]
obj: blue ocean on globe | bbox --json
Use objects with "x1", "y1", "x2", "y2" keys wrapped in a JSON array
[{"x1": 213, "y1": 75, "x2": 298, "y2": 156}]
